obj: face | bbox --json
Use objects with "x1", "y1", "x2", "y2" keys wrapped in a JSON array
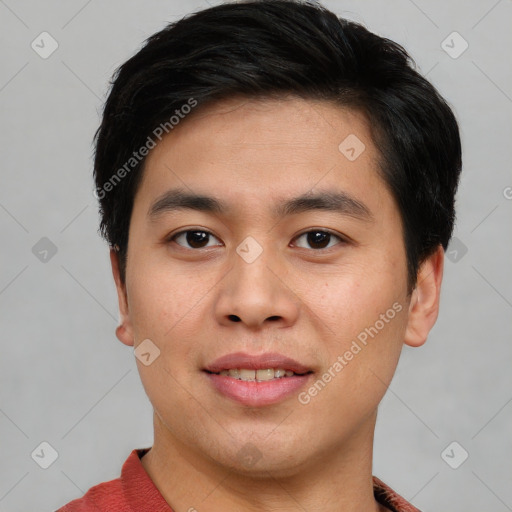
[{"x1": 113, "y1": 96, "x2": 424, "y2": 476}]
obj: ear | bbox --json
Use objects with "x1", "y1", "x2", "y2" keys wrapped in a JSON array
[
  {"x1": 110, "y1": 248, "x2": 135, "y2": 347},
  {"x1": 404, "y1": 245, "x2": 444, "y2": 348}
]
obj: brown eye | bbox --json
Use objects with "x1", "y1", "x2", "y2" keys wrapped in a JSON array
[
  {"x1": 294, "y1": 230, "x2": 343, "y2": 250},
  {"x1": 172, "y1": 230, "x2": 221, "y2": 249}
]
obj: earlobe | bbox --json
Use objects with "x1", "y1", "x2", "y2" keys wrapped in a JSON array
[
  {"x1": 404, "y1": 245, "x2": 444, "y2": 348},
  {"x1": 110, "y1": 248, "x2": 135, "y2": 347}
]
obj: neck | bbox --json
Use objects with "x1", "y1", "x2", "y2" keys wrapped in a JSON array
[{"x1": 141, "y1": 410, "x2": 387, "y2": 512}]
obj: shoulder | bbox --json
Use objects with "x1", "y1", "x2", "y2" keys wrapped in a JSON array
[
  {"x1": 56, "y1": 448, "x2": 150, "y2": 512},
  {"x1": 56, "y1": 474, "x2": 124, "y2": 511}
]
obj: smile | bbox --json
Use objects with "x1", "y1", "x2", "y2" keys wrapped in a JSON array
[{"x1": 215, "y1": 368, "x2": 298, "y2": 381}]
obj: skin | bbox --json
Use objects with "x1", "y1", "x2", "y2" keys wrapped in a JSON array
[{"x1": 110, "y1": 96, "x2": 444, "y2": 512}]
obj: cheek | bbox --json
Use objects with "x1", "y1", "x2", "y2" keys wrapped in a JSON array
[
  {"x1": 300, "y1": 263, "x2": 405, "y2": 335},
  {"x1": 126, "y1": 255, "x2": 212, "y2": 346},
  {"x1": 297, "y1": 258, "x2": 409, "y2": 396},
  {"x1": 126, "y1": 264, "x2": 207, "y2": 410},
  {"x1": 299, "y1": 302, "x2": 407, "y2": 435}
]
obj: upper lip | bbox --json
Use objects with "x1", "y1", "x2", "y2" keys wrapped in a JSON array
[{"x1": 204, "y1": 352, "x2": 313, "y2": 374}]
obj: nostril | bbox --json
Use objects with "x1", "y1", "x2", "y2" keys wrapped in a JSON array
[{"x1": 228, "y1": 315, "x2": 241, "y2": 322}]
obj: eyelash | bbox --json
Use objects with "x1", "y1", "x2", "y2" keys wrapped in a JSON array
[{"x1": 167, "y1": 228, "x2": 346, "y2": 251}]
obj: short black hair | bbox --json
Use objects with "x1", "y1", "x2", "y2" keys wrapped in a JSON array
[{"x1": 94, "y1": 0, "x2": 462, "y2": 290}]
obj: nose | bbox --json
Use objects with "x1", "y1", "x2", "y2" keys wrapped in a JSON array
[{"x1": 214, "y1": 241, "x2": 300, "y2": 330}]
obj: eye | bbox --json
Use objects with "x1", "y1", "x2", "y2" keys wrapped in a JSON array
[
  {"x1": 293, "y1": 230, "x2": 344, "y2": 250},
  {"x1": 171, "y1": 230, "x2": 222, "y2": 249}
]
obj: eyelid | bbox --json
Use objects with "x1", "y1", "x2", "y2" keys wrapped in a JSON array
[
  {"x1": 166, "y1": 228, "x2": 223, "y2": 248},
  {"x1": 166, "y1": 226, "x2": 216, "y2": 239},
  {"x1": 291, "y1": 228, "x2": 347, "y2": 249},
  {"x1": 293, "y1": 228, "x2": 347, "y2": 242}
]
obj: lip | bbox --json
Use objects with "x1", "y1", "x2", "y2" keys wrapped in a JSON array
[
  {"x1": 203, "y1": 352, "x2": 313, "y2": 407},
  {"x1": 205, "y1": 373, "x2": 311, "y2": 407},
  {"x1": 203, "y1": 351, "x2": 312, "y2": 374}
]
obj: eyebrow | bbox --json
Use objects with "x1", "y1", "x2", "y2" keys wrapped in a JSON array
[{"x1": 148, "y1": 188, "x2": 373, "y2": 222}]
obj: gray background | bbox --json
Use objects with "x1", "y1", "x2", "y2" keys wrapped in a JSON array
[{"x1": 1, "y1": 0, "x2": 511, "y2": 511}]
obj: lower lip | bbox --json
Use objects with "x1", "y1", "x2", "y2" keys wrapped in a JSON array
[{"x1": 205, "y1": 372, "x2": 311, "y2": 407}]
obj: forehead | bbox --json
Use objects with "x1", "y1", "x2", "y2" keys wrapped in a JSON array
[{"x1": 135, "y1": 95, "x2": 388, "y2": 216}]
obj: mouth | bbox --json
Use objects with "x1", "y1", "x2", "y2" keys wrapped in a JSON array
[
  {"x1": 204, "y1": 368, "x2": 310, "y2": 381},
  {"x1": 203, "y1": 352, "x2": 314, "y2": 406},
  {"x1": 203, "y1": 351, "x2": 313, "y2": 375}
]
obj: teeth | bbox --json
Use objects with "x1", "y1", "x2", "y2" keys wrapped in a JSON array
[
  {"x1": 256, "y1": 368, "x2": 274, "y2": 381},
  {"x1": 239, "y1": 369, "x2": 256, "y2": 381},
  {"x1": 217, "y1": 368, "x2": 294, "y2": 381}
]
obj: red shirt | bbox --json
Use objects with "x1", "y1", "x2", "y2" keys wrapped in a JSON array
[{"x1": 56, "y1": 448, "x2": 420, "y2": 512}]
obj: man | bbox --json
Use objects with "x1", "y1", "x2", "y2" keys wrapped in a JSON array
[{"x1": 57, "y1": 0, "x2": 461, "y2": 510}]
